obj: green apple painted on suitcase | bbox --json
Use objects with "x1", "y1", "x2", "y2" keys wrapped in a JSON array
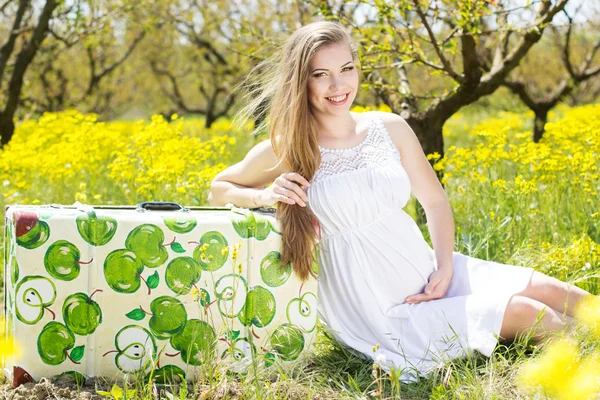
[
  {"x1": 37, "y1": 321, "x2": 84, "y2": 365},
  {"x1": 104, "y1": 325, "x2": 157, "y2": 374},
  {"x1": 44, "y1": 240, "x2": 93, "y2": 281},
  {"x1": 76, "y1": 214, "x2": 118, "y2": 246},
  {"x1": 103, "y1": 249, "x2": 146, "y2": 293},
  {"x1": 239, "y1": 286, "x2": 276, "y2": 332},
  {"x1": 169, "y1": 319, "x2": 216, "y2": 366},
  {"x1": 192, "y1": 231, "x2": 229, "y2": 271},
  {"x1": 125, "y1": 224, "x2": 169, "y2": 268},
  {"x1": 4, "y1": 205, "x2": 319, "y2": 385},
  {"x1": 147, "y1": 296, "x2": 187, "y2": 340},
  {"x1": 16, "y1": 275, "x2": 57, "y2": 324},
  {"x1": 260, "y1": 251, "x2": 292, "y2": 287},
  {"x1": 163, "y1": 216, "x2": 197, "y2": 234},
  {"x1": 62, "y1": 291, "x2": 103, "y2": 336},
  {"x1": 215, "y1": 274, "x2": 248, "y2": 318},
  {"x1": 164, "y1": 256, "x2": 201, "y2": 295},
  {"x1": 268, "y1": 323, "x2": 305, "y2": 362},
  {"x1": 15, "y1": 211, "x2": 50, "y2": 249}
]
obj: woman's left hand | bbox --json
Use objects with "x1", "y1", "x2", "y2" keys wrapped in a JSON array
[{"x1": 404, "y1": 268, "x2": 453, "y2": 304}]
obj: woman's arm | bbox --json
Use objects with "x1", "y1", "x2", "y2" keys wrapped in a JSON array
[
  {"x1": 208, "y1": 139, "x2": 285, "y2": 208},
  {"x1": 379, "y1": 111, "x2": 455, "y2": 271}
]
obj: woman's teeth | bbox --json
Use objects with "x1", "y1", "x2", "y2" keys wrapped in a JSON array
[{"x1": 326, "y1": 93, "x2": 348, "y2": 102}]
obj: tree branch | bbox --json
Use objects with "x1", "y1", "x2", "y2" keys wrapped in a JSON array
[
  {"x1": 411, "y1": 0, "x2": 464, "y2": 83},
  {"x1": 2, "y1": 0, "x2": 57, "y2": 118},
  {"x1": 0, "y1": 0, "x2": 29, "y2": 85}
]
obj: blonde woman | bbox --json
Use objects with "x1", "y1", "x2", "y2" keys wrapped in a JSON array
[{"x1": 208, "y1": 21, "x2": 592, "y2": 382}]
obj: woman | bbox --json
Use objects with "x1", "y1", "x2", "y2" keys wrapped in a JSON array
[{"x1": 208, "y1": 21, "x2": 593, "y2": 382}]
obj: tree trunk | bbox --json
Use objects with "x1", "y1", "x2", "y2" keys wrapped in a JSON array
[
  {"x1": 533, "y1": 107, "x2": 549, "y2": 143},
  {"x1": 0, "y1": 114, "x2": 15, "y2": 146}
]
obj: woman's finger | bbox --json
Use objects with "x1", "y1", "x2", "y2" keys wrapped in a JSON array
[
  {"x1": 275, "y1": 190, "x2": 295, "y2": 205},
  {"x1": 277, "y1": 176, "x2": 307, "y2": 205},
  {"x1": 285, "y1": 172, "x2": 311, "y2": 188}
]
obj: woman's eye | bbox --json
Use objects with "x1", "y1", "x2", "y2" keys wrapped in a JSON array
[{"x1": 313, "y1": 66, "x2": 354, "y2": 78}]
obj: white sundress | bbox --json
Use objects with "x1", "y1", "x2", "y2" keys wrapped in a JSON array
[{"x1": 306, "y1": 114, "x2": 535, "y2": 383}]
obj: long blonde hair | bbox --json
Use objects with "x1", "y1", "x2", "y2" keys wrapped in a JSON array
[{"x1": 232, "y1": 21, "x2": 360, "y2": 281}]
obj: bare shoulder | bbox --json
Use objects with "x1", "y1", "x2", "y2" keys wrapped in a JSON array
[{"x1": 368, "y1": 111, "x2": 415, "y2": 156}]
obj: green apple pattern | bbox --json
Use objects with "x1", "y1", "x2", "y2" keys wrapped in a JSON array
[
  {"x1": 104, "y1": 249, "x2": 146, "y2": 294},
  {"x1": 147, "y1": 365, "x2": 186, "y2": 384},
  {"x1": 169, "y1": 319, "x2": 216, "y2": 366},
  {"x1": 215, "y1": 274, "x2": 248, "y2": 318},
  {"x1": 268, "y1": 323, "x2": 305, "y2": 362},
  {"x1": 148, "y1": 296, "x2": 188, "y2": 340},
  {"x1": 37, "y1": 321, "x2": 84, "y2": 365},
  {"x1": 286, "y1": 286, "x2": 317, "y2": 333},
  {"x1": 164, "y1": 256, "x2": 201, "y2": 295},
  {"x1": 44, "y1": 240, "x2": 93, "y2": 281},
  {"x1": 191, "y1": 231, "x2": 229, "y2": 271},
  {"x1": 230, "y1": 206, "x2": 280, "y2": 240},
  {"x1": 239, "y1": 286, "x2": 276, "y2": 338},
  {"x1": 14, "y1": 211, "x2": 50, "y2": 249},
  {"x1": 220, "y1": 337, "x2": 256, "y2": 373},
  {"x1": 260, "y1": 251, "x2": 292, "y2": 287},
  {"x1": 163, "y1": 216, "x2": 197, "y2": 234},
  {"x1": 125, "y1": 224, "x2": 170, "y2": 268},
  {"x1": 5, "y1": 205, "x2": 318, "y2": 381},
  {"x1": 103, "y1": 325, "x2": 157, "y2": 374},
  {"x1": 16, "y1": 276, "x2": 57, "y2": 324},
  {"x1": 76, "y1": 214, "x2": 117, "y2": 246},
  {"x1": 62, "y1": 291, "x2": 103, "y2": 335}
]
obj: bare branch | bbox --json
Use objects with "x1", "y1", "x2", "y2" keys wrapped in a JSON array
[
  {"x1": 482, "y1": 0, "x2": 569, "y2": 88},
  {"x1": 0, "y1": 0, "x2": 29, "y2": 85},
  {"x1": 412, "y1": 0, "x2": 464, "y2": 83},
  {"x1": 0, "y1": 0, "x2": 14, "y2": 14}
]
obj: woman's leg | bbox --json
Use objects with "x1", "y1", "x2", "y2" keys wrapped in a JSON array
[
  {"x1": 499, "y1": 295, "x2": 575, "y2": 341},
  {"x1": 514, "y1": 271, "x2": 593, "y2": 318}
]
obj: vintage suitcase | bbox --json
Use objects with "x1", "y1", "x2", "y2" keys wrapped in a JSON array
[{"x1": 2, "y1": 202, "x2": 319, "y2": 386}]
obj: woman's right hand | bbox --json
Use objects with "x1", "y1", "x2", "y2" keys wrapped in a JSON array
[{"x1": 260, "y1": 172, "x2": 311, "y2": 207}]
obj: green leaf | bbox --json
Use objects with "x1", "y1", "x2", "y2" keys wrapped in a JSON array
[
  {"x1": 70, "y1": 345, "x2": 85, "y2": 363},
  {"x1": 110, "y1": 384, "x2": 123, "y2": 399},
  {"x1": 96, "y1": 391, "x2": 111, "y2": 398},
  {"x1": 147, "y1": 271, "x2": 160, "y2": 289},
  {"x1": 125, "y1": 308, "x2": 146, "y2": 321},
  {"x1": 225, "y1": 330, "x2": 240, "y2": 340},
  {"x1": 170, "y1": 242, "x2": 185, "y2": 253},
  {"x1": 264, "y1": 352, "x2": 276, "y2": 367}
]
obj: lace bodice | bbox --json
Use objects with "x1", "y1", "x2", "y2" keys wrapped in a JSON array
[{"x1": 312, "y1": 116, "x2": 402, "y2": 185}]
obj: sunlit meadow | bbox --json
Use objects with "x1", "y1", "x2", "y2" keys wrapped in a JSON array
[{"x1": 0, "y1": 103, "x2": 599, "y2": 398}]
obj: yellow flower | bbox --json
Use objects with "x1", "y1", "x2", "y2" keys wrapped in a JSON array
[
  {"x1": 0, "y1": 317, "x2": 20, "y2": 363},
  {"x1": 575, "y1": 295, "x2": 600, "y2": 337},
  {"x1": 191, "y1": 287, "x2": 200, "y2": 302},
  {"x1": 560, "y1": 353, "x2": 600, "y2": 400},
  {"x1": 518, "y1": 338, "x2": 580, "y2": 398}
]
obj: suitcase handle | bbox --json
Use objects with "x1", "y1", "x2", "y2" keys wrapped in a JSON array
[{"x1": 136, "y1": 201, "x2": 190, "y2": 212}]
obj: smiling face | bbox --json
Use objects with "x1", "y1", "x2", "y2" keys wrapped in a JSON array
[{"x1": 307, "y1": 42, "x2": 359, "y2": 115}]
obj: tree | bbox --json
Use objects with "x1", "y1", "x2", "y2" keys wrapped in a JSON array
[
  {"x1": 312, "y1": 0, "x2": 571, "y2": 222},
  {"x1": 21, "y1": 1, "x2": 152, "y2": 118},
  {"x1": 0, "y1": 0, "x2": 59, "y2": 147},
  {"x1": 501, "y1": 7, "x2": 600, "y2": 142}
]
